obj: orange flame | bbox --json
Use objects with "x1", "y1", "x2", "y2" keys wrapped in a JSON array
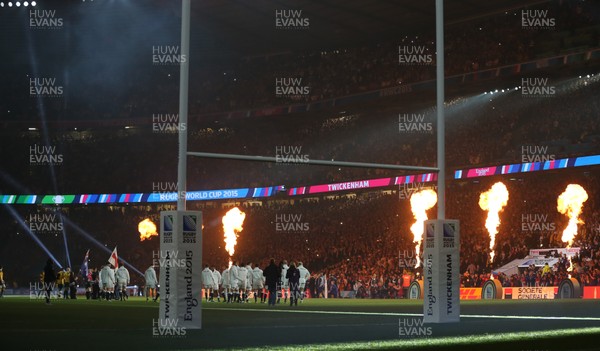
[
  {"x1": 222, "y1": 207, "x2": 246, "y2": 257},
  {"x1": 138, "y1": 218, "x2": 158, "y2": 241},
  {"x1": 478, "y1": 182, "x2": 509, "y2": 262},
  {"x1": 557, "y1": 184, "x2": 588, "y2": 248},
  {"x1": 409, "y1": 189, "x2": 437, "y2": 267}
]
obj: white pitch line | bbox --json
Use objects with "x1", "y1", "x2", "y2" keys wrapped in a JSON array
[{"x1": 203, "y1": 307, "x2": 600, "y2": 321}]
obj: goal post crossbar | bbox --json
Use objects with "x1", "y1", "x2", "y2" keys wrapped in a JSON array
[{"x1": 187, "y1": 151, "x2": 439, "y2": 172}]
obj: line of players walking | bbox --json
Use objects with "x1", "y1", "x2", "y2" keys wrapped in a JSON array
[
  {"x1": 40, "y1": 259, "x2": 157, "y2": 304},
  {"x1": 202, "y1": 260, "x2": 310, "y2": 306},
  {"x1": 38, "y1": 258, "x2": 309, "y2": 305},
  {"x1": 73, "y1": 263, "x2": 133, "y2": 301},
  {"x1": 86, "y1": 263, "x2": 159, "y2": 302}
]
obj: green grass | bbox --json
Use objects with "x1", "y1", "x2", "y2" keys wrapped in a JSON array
[
  {"x1": 221, "y1": 327, "x2": 600, "y2": 351},
  {"x1": 1, "y1": 297, "x2": 600, "y2": 350}
]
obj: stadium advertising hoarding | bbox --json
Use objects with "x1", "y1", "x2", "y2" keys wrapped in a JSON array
[
  {"x1": 408, "y1": 285, "x2": 482, "y2": 300},
  {"x1": 423, "y1": 220, "x2": 460, "y2": 323},
  {"x1": 287, "y1": 173, "x2": 437, "y2": 196},
  {"x1": 453, "y1": 154, "x2": 600, "y2": 179},
  {"x1": 0, "y1": 186, "x2": 285, "y2": 205},
  {"x1": 505, "y1": 287, "x2": 557, "y2": 300},
  {"x1": 0, "y1": 173, "x2": 439, "y2": 205},
  {"x1": 460, "y1": 288, "x2": 481, "y2": 300},
  {"x1": 583, "y1": 286, "x2": 600, "y2": 299}
]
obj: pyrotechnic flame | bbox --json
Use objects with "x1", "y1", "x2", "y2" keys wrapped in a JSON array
[
  {"x1": 138, "y1": 218, "x2": 158, "y2": 241},
  {"x1": 409, "y1": 189, "x2": 437, "y2": 267},
  {"x1": 478, "y1": 182, "x2": 509, "y2": 262},
  {"x1": 222, "y1": 207, "x2": 246, "y2": 257},
  {"x1": 557, "y1": 184, "x2": 588, "y2": 248}
]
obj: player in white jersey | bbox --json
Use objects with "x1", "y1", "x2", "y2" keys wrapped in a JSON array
[
  {"x1": 115, "y1": 265, "x2": 130, "y2": 301},
  {"x1": 221, "y1": 267, "x2": 230, "y2": 303},
  {"x1": 251, "y1": 264, "x2": 265, "y2": 303},
  {"x1": 278, "y1": 260, "x2": 289, "y2": 303},
  {"x1": 229, "y1": 261, "x2": 240, "y2": 303},
  {"x1": 245, "y1": 263, "x2": 253, "y2": 302},
  {"x1": 144, "y1": 265, "x2": 158, "y2": 302},
  {"x1": 237, "y1": 263, "x2": 248, "y2": 303},
  {"x1": 297, "y1": 262, "x2": 310, "y2": 302},
  {"x1": 211, "y1": 266, "x2": 221, "y2": 302},
  {"x1": 202, "y1": 265, "x2": 215, "y2": 302},
  {"x1": 100, "y1": 264, "x2": 116, "y2": 301},
  {"x1": 97, "y1": 266, "x2": 105, "y2": 300}
]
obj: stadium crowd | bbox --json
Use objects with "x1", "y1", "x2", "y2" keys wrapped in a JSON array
[{"x1": 2, "y1": 165, "x2": 600, "y2": 298}]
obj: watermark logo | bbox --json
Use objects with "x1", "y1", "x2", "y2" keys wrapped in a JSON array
[
  {"x1": 399, "y1": 251, "x2": 433, "y2": 269},
  {"x1": 521, "y1": 78, "x2": 555, "y2": 97},
  {"x1": 398, "y1": 45, "x2": 433, "y2": 65},
  {"x1": 398, "y1": 318, "x2": 432, "y2": 337},
  {"x1": 275, "y1": 145, "x2": 309, "y2": 164},
  {"x1": 521, "y1": 9, "x2": 555, "y2": 29},
  {"x1": 521, "y1": 214, "x2": 556, "y2": 232},
  {"x1": 275, "y1": 78, "x2": 310, "y2": 98},
  {"x1": 152, "y1": 114, "x2": 186, "y2": 134},
  {"x1": 152, "y1": 46, "x2": 187, "y2": 65},
  {"x1": 152, "y1": 181, "x2": 186, "y2": 201},
  {"x1": 30, "y1": 144, "x2": 63, "y2": 166},
  {"x1": 521, "y1": 145, "x2": 555, "y2": 162},
  {"x1": 152, "y1": 250, "x2": 187, "y2": 268},
  {"x1": 30, "y1": 9, "x2": 63, "y2": 29},
  {"x1": 152, "y1": 318, "x2": 187, "y2": 337},
  {"x1": 399, "y1": 183, "x2": 437, "y2": 200},
  {"x1": 29, "y1": 213, "x2": 63, "y2": 234},
  {"x1": 398, "y1": 113, "x2": 432, "y2": 133},
  {"x1": 275, "y1": 214, "x2": 309, "y2": 233},
  {"x1": 29, "y1": 77, "x2": 63, "y2": 97},
  {"x1": 29, "y1": 281, "x2": 58, "y2": 300},
  {"x1": 399, "y1": 250, "x2": 418, "y2": 269},
  {"x1": 275, "y1": 10, "x2": 309, "y2": 30}
]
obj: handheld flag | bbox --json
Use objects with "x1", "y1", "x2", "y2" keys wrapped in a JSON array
[
  {"x1": 108, "y1": 246, "x2": 118, "y2": 268},
  {"x1": 80, "y1": 249, "x2": 90, "y2": 279}
]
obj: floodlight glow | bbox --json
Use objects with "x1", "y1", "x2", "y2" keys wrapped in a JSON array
[
  {"x1": 15, "y1": 1, "x2": 20, "y2": 6},
  {"x1": 24, "y1": 1, "x2": 28, "y2": 5},
  {"x1": 3, "y1": 204, "x2": 63, "y2": 269},
  {"x1": 31, "y1": 0, "x2": 35, "y2": 5},
  {"x1": 8, "y1": 2, "x2": 12, "y2": 7},
  {"x1": 0, "y1": 3, "x2": 4, "y2": 7}
]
